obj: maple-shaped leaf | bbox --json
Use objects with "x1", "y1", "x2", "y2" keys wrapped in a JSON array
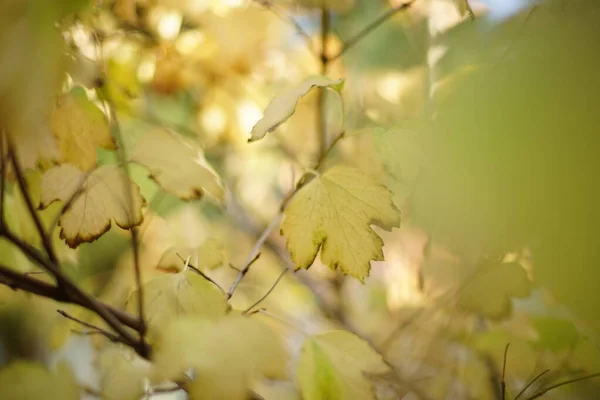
[
  {"x1": 456, "y1": 261, "x2": 531, "y2": 319},
  {"x1": 0, "y1": 361, "x2": 80, "y2": 400},
  {"x1": 249, "y1": 76, "x2": 344, "y2": 142},
  {"x1": 40, "y1": 164, "x2": 145, "y2": 248},
  {"x1": 281, "y1": 166, "x2": 400, "y2": 281},
  {"x1": 131, "y1": 130, "x2": 225, "y2": 203},
  {"x1": 97, "y1": 347, "x2": 153, "y2": 400},
  {"x1": 297, "y1": 330, "x2": 389, "y2": 400},
  {"x1": 153, "y1": 314, "x2": 288, "y2": 400},
  {"x1": 126, "y1": 268, "x2": 227, "y2": 328},
  {"x1": 51, "y1": 87, "x2": 115, "y2": 170}
]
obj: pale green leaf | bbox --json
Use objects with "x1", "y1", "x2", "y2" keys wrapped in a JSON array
[
  {"x1": 297, "y1": 330, "x2": 389, "y2": 400},
  {"x1": 131, "y1": 129, "x2": 225, "y2": 203},
  {"x1": 0, "y1": 361, "x2": 80, "y2": 400},
  {"x1": 249, "y1": 76, "x2": 344, "y2": 142},
  {"x1": 456, "y1": 261, "x2": 531, "y2": 319},
  {"x1": 51, "y1": 87, "x2": 115, "y2": 171},
  {"x1": 153, "y1": 314, "x2": 288, "y2": 400},
  {"x1": 39, "y1": 164, "x2": 145, "y2": 248},
  {"x1": 97, "y1": 348, "x2": 153, "y2": 400},
  {"x1": 281, "y1": 166, "x2": 400, "y2": 281},
  {"x1": 126, "y1": 268, "x2": 227, "y2": 328},
  {"x1": 157, "y1": 238, "x2": 227, "y2": 271},
  {"x1": 532, "y1": 317, "x2": 580, "y2": 351}
]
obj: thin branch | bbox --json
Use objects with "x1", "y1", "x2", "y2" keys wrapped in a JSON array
[
  {"x1": 0, "y1": 228, "x2": 146, "y2": 355},
  {"x1": 0, "y1": 133, "x2": 7, "y2": 227},
  {"x1": 177, "y1": 253, "x2": 226, "y2": 294},
  {"x1": 252, "y1": 0, "x2": 317, "y2": 57},
  {"x1": 244, "y1": 268, "x2": 290, "y2": 314},
  {"x1": 7, "y1": 143, "x2": 60, "y2": 267},
  {"x1": 227, "y1": 250, "x2": 264, "y2": 299},
  {"x1": 317, "y1": 1, "x2": 331, "y2": 159},
  {"x1": 57, "y1": 309, "x2": 127, "y2": 345},
  {"x1": 329, "y1": 0, "x2": 417, "y2": 62},
  {"x1": 514, "y1": 369, "x2": 550, "y2": 400},
  {"x1": 502, "y1": 343, "x2": 511, "y2": 399},
  {"x1": 525, "y1": 372, "x2": 600, "y2": 400},
  {"x1": 0, "y1": 263, "x2": 141, "y2": 335},
  {"x1": 464, "y1": 0, "x2": 475, "y2": 21}
]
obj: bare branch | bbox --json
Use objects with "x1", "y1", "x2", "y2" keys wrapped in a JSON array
[
  {"x1": 227, "y1": 250, "x2": 263, "y2": 299},
  {"x1": 7, "y1": 142, "x2": 60, "y2": 267},
  {"x1": 514, "y1": 369, "x2": 550, "y2": 400},
  {"x1": 244, "y1": 268, "x2": 289, "y2": 314},
  {"x1": 329, "y1": 0, "x2": 417, "y2": 62},
  {"x1": 0, "y1": 132, "x2": 7, "y2": 227},
  {"x1": 0, "y1": 263, "x2": 141, "y2": 335},
  {"x1": 57, "y1": 309, "x2": 128, "y2": 345},
  {"x1": 525, "y1": 372, "x2": 600, "y2": 400}
]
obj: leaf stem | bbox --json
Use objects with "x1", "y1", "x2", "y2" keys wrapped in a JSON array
[
  {"x1": 317, "y1": 1, "x2": 331, "y2": 160},
  {"x1": 244, "y1": 268, "x2": 290, "y2": 314},
  {"x1": 502, "y1": 342, "x2": 511, "y2": 399},
  {"x1": 178, "y1": 253, "x2": 226, "y2": 294},
  {"x1": 514, "y1": 369, "x2": 550, "y2": 400},
  {"x1": 524, "y1": 372, "x2": 600, "y2": 400}
]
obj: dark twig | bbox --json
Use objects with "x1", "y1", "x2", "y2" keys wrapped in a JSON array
[
  {"x1": 524, "y1": 372, "x2": 600, "y2": 400},
  {"x1": 252, "y1": 0, "x2": 317, "y2": 57},
  {"x1": 176, "y1": 253, "x2": 226, "y2": 294},
  {"x1": 57, "y1": 309, "x2": 127, "y2": 345},
  {"x1": 7, "y1": 143, "x2": 60, "y2": 267},
  {"x1": 514, "y1": 369, "x2": 550, "y2": 400},
  {"x1": 0, "y1": 229, "x2": 145, "y2": 354},
  {"x1": 502, "y1": 343, "x2": 511, "y2": 399},
  {"x1": 329, "y1": 0, "x2": 417, "y2": 62},
  {"x1": 317, "y1": 2, "x2": 331, "y2": 159},
  {"x1": 227, "y1": 250, "x2": 263, "y2": 299},
  {"x1": 0, "y1": 133, "x2": 7, "y2": 227},
  {"x1": 244, "y1": 268, "x2": 290, "y2": 314}
]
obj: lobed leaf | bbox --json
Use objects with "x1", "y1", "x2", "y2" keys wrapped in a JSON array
[
  {"x1": 249, "y1": 76, "x2": 344, "y2": 142},
  {"x1": 131, "y1": 129, "x2": 225, "y2": 203},
  {"x1": 40, "y1": 164, "x2": 145, "y2": 248},
  {"x1": 126, "y1": 268, "x2": 227, "y2": 329},
  {"x1": 297, "y1": 330, "x2": 389, "y2": 400},
  {"x1": 281, "y1": 166, "x2": 400, "y2": 281},
  {"x1": 51, "y1": 87, "x2": 115, "y2": 170}
]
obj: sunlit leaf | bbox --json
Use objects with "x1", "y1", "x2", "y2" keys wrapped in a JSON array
[
  {"x1": 51, "y1": 87, "x2": 115, "y2": 170},
  {"x1": 249, "y1": 76, "x2": 344, "y2": 142},
  {"x1": 0, "y1": 361, "x2": 80, "y2": 400},
  {"x1": 456, "y1": 261, "x2": 531, "y2": 319},
  {"x1": 97, "y1": 347, "x2": 153, "y2": 400},
  {"x1": 126, "y1": 268, "x2": 227, "y2": 328},
  {"x1": 131, "y1": 129, "x2": 225, "y2": 203},
  {"x1": 153, "y1": 314, "x2": 288, "y2": 400},
  {"x1": 40, "y1": 164, "x2": 145, "y2": 248},
  {"x1": 297, "y1": 330, "x2": 389, "y2": 400},
  {"x1": 281, "y1": 166, "x2": 400, "y2": 281}
]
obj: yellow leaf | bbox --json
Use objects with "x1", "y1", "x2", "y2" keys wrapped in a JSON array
[
  {"x1": 456, "y1": 261, "x2": 531, "y2": 319},
  {"x1": 281, "y1": 166, "x2": 400, "y2": 281},
  {"x1": 249, "y1": 76, "x2": 344, "y2": 142},
  {"x1": 97, "y1": 347, "x2": 153, "y2": 400},
  {"x1": 51, "y1": 87, "x2": 115, "y2": 170},
  {"x1": 297, "y1": 330, "x2": 389, "y2": 400},
  {"x1": 131, "y1": 130, "x2": 225, "y2": 203},
  {"x1": 126, "y1": 268, "x2": 227, "y2": 329},
  {"x1": 157, "y1": 238, "x2": 227, "y2": 271},
  {"x1": 153, "y1": 314, "x2": 288, "y2": 400},
  {"x1": 0, "y1": 361, "x2": 80, "y2": 400},
  {"x1": 40, "y1": 164, "x2": 145, "y2": 248}
]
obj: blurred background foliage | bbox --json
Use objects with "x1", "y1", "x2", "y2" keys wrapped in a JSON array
[{"x1": 1, "y1": 0, "x2": 600, "y2": 399}]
